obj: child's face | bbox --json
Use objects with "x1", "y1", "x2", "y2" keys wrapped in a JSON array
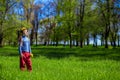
[{"x1": 23, "y1": 29, "x2": 28, "y2": 36}]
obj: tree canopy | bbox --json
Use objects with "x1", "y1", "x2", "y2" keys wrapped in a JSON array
[{"x1": 0, "y1": 0, "x2": 120, "y2": 48}]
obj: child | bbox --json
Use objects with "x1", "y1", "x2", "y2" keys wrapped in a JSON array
[{"x1": 18, "y1": 27, "x2": 32, "y2": 72}]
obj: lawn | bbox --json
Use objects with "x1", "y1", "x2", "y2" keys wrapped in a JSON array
[{"x1": 0, "y1": 46, "x2": 120, "y2": 80}]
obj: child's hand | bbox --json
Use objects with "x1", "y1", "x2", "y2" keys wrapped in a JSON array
[
  {"x1": 30, "y1": 53, "x2": 33, "y2": 57},
  {"x1": 20, "y1": 54, "x2": 25, "y2": 58}
]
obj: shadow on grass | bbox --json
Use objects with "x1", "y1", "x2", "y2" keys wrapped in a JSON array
[
  {"x1": 0, "y1": 47, "x2": 120, "y2": 61},
  {"x1": 33, "y1": 48, "x2": 120, "y2": 61}
]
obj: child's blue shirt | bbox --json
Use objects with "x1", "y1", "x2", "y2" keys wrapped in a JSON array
[{"x1": 19, "y1": 36, "x2": 31, "y2": 54}]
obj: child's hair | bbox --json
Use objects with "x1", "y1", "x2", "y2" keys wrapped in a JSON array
[
  {"x1": 21, "y1": 27, "x2": 27, "y2": 32},
  {"x1": 18, "y1": 27, "x2": 28, "y2": 43},
  {"x1": 20, "y1": 27, "x2": 28, "y2": 36},
  {"x1": 18, "y1": 36, "x2": 22, "y2": 43}
]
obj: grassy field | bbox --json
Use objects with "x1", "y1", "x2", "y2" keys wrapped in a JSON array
[{"x1": 0, "y1": 46, "x2": 120, "y2": 80}]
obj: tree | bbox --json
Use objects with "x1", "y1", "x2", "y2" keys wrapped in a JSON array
[
  {"x1": 0, "y1": 0, "x2": 17, "y2": 47},
  {"x1": 55, "y1": 0, "x2": 77, "y2": 48},
  {"x1": 76, "y1": 0, "x2": 86, "y2": 48}
]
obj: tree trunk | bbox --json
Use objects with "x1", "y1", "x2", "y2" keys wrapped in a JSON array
[
  {"x1": 105, "y1": 0, "x2": 110, "y2": 48},
  {"x1": 76, "y1": 39, "x2": 79, "y2": 47},
  {"x1": 68, "y1": 0, "x2": 72, "y2": 48},
  {"x1": 0, "y1": 21, "x2": 3, "y2": 47},
  {"x1": 111, "y1": 33, "x2": 117, "y2": 48},
  {"x1": 0, "y1": 18, "x2": 3, "y2": 47},
  {"x1": 110, "y1": 40, "x2": 113, "y2": 46},
  {"x1": 101, "y1": 34, "x2": 104, "y2": 46},
  {"x1": 87, "y1": 35, "x2": 89, "y2": 46},
  {"x1": 35, "y1": 32, "x2": 37, "y2": 46},
  {"x1": 47, "y1": 39, "x2": 50, "y2": 46},
  {"x1": 44, "y1": 41, "x2": 47, "y2": 46},
  {"x1": 80, "y1": 38, "x2": 83, "y2": 48},
  {"x1": 69, "y1": 33, "x2": 72, "y2": 48},
  {"x1": 63, "y1": 40, "x2": 66, "y2": 47},
  {"x1": 0, "y1": 33, "x2": 3, "y2": 47},
  {"x1": 35, "y1": 20, "x2": 39, "y2": 46},
  {"x1": 72, "y1": 40, "x2": 75, "y2": 46},
  {"x1": 93, "y1": 34, "x2": 97, "y2": 47},
  {"x1": 56, "y1": 39, "x2": 58, "y2": 47},
  {"x1": 79, "y1": 0, "x2": 85, "y2": 48},
  {"x1": 118, "y1": 35, "x2": 120, "y2": 47},
  {"x1": 30, "y1": 28, "x2": 34, "y2": 45},
  {"x1": 113, "y1": 40, "x2": 116, "y2": 48},
  {"x1": 105, "y1": 34, "x2": 108, "y2": 48}
]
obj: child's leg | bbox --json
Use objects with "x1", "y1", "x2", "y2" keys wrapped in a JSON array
[
  {"x1": 25, "y1": 53, "x2": 32, "y2": 71},
  {"x1": 20, "y1": 55, "x2": 26, "y2": 71}
]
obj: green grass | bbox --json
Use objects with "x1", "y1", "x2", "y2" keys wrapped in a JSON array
[{"x1": 0, "y1": 46, "x2": 120, "y2": 80}]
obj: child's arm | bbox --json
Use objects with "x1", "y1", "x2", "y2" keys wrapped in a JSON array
[
  {"x1": 19, "y1": 43, "x2": 22, "y2": 55},
  {"x1": 29, "y1": 39, "x2": 32, "y2": 54},
  {"x1": 29, "y1": 46, "x2": 32, "y2": 54}
]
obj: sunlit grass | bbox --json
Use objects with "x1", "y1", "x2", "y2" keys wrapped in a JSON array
[{"x1": 0, "y1": 46, "x2": 120, "y2": 80}]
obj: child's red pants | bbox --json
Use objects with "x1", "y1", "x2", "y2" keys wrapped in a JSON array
[{"x1": 20, "y1": 52, "x2": 32, "y2": 71}]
